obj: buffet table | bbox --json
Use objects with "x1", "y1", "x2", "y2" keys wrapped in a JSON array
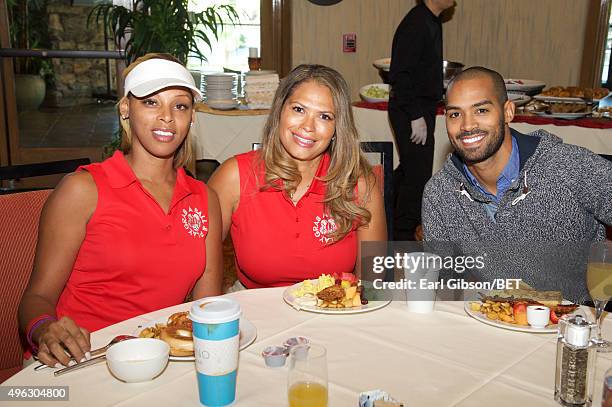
[
  {"x1": 4, "y1": 287, "x2": 612, "y2": 406},
  {"x1": 193, "y1": 105, "x2": 612, "y2": 174}
]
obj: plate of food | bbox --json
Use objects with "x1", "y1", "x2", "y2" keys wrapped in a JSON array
[
  {"x1": 504, "y1": 79, "x2": 546, "y2": 95},
  {"x1": 283, "y1": 273, "x2": 391, "y2": 314},
  {"x1": 373, "y1": 58, "x2": 391, "y2": 71},
  {"x1": 359, "y1": 84, "x2": 390, "y2": 103},
  {"x1": 533, "y1": 111, "x2": 591, "y2": 120},
  {"x1": 137, "y1": 311, "x2": 257, "y2": 360},
  {"x1": 534, "y1": 86, "x2": 609, "y2": 102},
  {"x1": 594, "y1": 106, "x2": 612, "y2": 118},
  {"x1": 530, "y1": 102, "x2": 593, "y2": 119},
  {"x1": 464, "y1": 289, "x2": 578, "y2": 333}
]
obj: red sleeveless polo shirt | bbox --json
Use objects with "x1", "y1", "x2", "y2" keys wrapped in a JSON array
[
  {"x1": 55, "y1": 151, "x2": 208, "y2": 332},
  {"x1": 231, "y1": 151, "x2": 357, "y2": 288}
]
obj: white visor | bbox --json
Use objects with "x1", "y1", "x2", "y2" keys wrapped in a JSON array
[{"x1": 123, "y1": 59, "x2": 203, "y2": 101}]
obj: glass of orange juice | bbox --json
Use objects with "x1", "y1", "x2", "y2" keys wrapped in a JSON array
[{"x1": 287, "y1": 343, "x2": 328, "y2": 407}]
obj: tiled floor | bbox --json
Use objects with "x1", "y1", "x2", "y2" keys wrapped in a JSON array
[{"x1": 19, "y1": 101, "x2": 119, "y2": 148}]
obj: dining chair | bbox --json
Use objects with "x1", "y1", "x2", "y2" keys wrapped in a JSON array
[
  {"x1": 360, "y1": 142, "x2": 394, "y2": 240},
  {"x1": 0, "y1": 189, "x2": 52, "y2": 382},
  {"x1": 251, "y1": 141, "x2": 394, "y2": 240},
  {"x1": 0, "y1": 158, "x2": 90, "y2": 194}
]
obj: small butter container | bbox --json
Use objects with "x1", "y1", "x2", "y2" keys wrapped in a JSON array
[
  {"x1": 283, "y1": 336, "x2": 310, "y2": 352},
  {"x1": 527, "y1": 305, "x2": 550, "y2": 328},
  {"x1": 261, "y1": 346, "x2": 288, "y2": 367}
]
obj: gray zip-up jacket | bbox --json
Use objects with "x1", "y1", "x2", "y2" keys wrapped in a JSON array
[{"x1": 422, "y1": 129, "x2": 612, "y2": 302}]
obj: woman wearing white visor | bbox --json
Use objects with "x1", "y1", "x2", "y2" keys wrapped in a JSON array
[{"x1": 19, "y1": 53, "x2": 223, "y2": 368}]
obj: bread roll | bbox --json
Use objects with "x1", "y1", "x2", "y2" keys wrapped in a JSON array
[{"x1": 160, "y1": 326, "x2": 194, "y2": 357}]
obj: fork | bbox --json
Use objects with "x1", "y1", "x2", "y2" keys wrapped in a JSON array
[{"x1": 33, "y1": 334, "x2": 137, "y2": 371}]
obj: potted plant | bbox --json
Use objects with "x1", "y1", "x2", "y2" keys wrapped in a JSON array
[
  {"x1": 89, "y1": 0, "x2": 239, "y2": 158},
  {"x1": 7, "y1": 0, "x2": 53, "y2": 111},
  {"x1": 88, "y1": 0, "x2": 239, "y2": 66}
]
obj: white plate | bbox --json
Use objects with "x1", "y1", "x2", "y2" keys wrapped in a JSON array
[
  {"x1": 504, "y1": 79, "x2": 546, "y2": 94},
  {"x1": 533, "y1": 111, "x2": 591, "y2": 120},
  {"x1": 464, "y1": 300, "x2": 577, "y2": 334},
  {"x1": 508, "y1": 93, "x2": 531, "y2": 107},
  {"x1": 359, "y1": 83, "x2": 390, "y2": 103},
  {"x1": 136, "y1": 317, "x2": 257, "y2": 361},
  {"x1": 208, "y1": 101, "x2": 239, "y2": 110},
  {"x1": 205, "y1": 85, "x2": 235, "y2": 89},
  {"x1": 534, "y1": 94, "x2": 608, "y2": 103},
  {"x1": 373, "y1": 58, "x2": 391, "y2": 71},
  {"x1": 206, "y1": 77, "x2": 236, "y2": 80},
  {"x1": 282, "y1": 280, "x2": 391, "y2": 314}
]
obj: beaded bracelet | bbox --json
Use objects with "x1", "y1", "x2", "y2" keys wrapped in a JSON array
[{"x1": 26, "y1": 314, "x2": 56, "y2": 354}]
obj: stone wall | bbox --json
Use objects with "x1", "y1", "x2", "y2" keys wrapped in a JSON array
[{"x1": 46, "y1": 0, "x2": 117, "y2": 107}]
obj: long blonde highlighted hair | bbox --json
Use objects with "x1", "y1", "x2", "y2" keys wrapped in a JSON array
[
  {"x1": 117, "y1": 53, "x2": 194, "y2": 169},
  {"x1": 259, "y1": 64, "x2": 373, "y2": 242}
]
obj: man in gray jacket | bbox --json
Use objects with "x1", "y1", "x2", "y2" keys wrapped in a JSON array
[{"x1": 422, "y1": 66, "x2": 612, "y2": 302}]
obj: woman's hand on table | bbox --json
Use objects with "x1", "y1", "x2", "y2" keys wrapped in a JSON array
[{"x1": 35, "y1": 316, "x2": 91, "y2": 367}]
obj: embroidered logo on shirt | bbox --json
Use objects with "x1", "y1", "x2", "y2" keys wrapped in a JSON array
[
  {"x1": 182, "y1": 207, "x2": 207, "y2": 238},
  {"x1": 313, "y1": 214, "x2": 336, "y2": 244}
]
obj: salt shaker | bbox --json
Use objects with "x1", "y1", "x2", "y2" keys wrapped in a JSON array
[{"x1": 555, "y1": 314, "x2": 597, "y2": 407}]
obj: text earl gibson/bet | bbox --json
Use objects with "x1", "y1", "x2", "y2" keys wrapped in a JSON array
[{"x1": 372, "y1": 278, "x2": 523, "y2": 291}]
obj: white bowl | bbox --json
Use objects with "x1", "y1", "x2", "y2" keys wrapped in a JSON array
[
  {"x1": 360, "y1": 84, "x2": 390, "y2": 103},
  {"x1": 106, "y1": 338, "x2": 169, "y2": 383},
  {"x1": 527, "y1": 305, "x2": 550, "y2": 328},
  {"x1": 373, "y1": 58, "x2": 391, "y2": 71}
]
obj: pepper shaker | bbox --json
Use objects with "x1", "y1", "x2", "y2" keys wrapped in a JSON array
[{"x1": 555, "y1": 314, "x2": 597, "y2": 407}]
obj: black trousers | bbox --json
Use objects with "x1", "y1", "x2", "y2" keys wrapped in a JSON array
[{"x1": 388, "y1": 103, "x2": 436, "y2": 240}]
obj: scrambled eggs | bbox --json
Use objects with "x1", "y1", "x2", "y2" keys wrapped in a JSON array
[{"x1": 293, "y1": 274, "x2": 335, "y2": 297}]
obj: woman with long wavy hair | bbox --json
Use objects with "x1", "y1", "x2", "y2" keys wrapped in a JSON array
[{"x1": 209, "y1": 64, "x2": 386, "y2": 289}]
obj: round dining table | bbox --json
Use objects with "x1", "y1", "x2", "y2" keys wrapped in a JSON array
[{"x1": 3, "y1": 287, "x2": 612, "y2": 406}]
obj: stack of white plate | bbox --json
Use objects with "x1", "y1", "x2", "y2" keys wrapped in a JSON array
[
  {"x1": 204, "y1": 73, "x2": 238, "y2": 110},
  {"x1": 503, "y1": 79, "x2": 546, "y2": 96}
]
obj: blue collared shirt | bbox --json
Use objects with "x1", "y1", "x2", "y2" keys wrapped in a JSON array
[{"x1": 463, "y1": 136, "x2": 520, "y2": 220}]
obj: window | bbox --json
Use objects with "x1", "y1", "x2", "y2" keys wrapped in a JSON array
[
  {"x1": 187, "y1": 0, "x2": 260, "y2": 73},
  {"x1": 602, "y1": 11, "x2": 612, "y2": 87},
  {"x1": 580, "y1": 1, "x2": 611, "y2": 89}
]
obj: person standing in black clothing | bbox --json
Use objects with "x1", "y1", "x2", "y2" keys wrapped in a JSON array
[{"x1": 388, "y1": 0, "x2": 454, "y2": 240}]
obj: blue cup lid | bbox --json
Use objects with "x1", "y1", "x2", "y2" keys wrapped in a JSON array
[{"x1": 189, "y1": 297, "x2": 241, "y2": 324}]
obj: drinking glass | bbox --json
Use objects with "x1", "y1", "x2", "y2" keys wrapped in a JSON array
[
  {"x1": 602, "y1": 365, "x2": 612, "y2": 407},
  {"x1": 287, "y1": 344, "x2": 328, "y2": 407},
  {"x1": 248, "y1": 57, "x2": 262, "y2": 71},
  {"x1": 586, "y1": 241, "x2": 612, "y2": 351}
]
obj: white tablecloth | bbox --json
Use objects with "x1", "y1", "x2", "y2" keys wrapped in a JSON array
[
  {"x1": 4, "y1": 288, "x2": 612, "y2": 406},
  {"x1": 193, "y1": 107, "x2": 612, "y2": 174}
]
